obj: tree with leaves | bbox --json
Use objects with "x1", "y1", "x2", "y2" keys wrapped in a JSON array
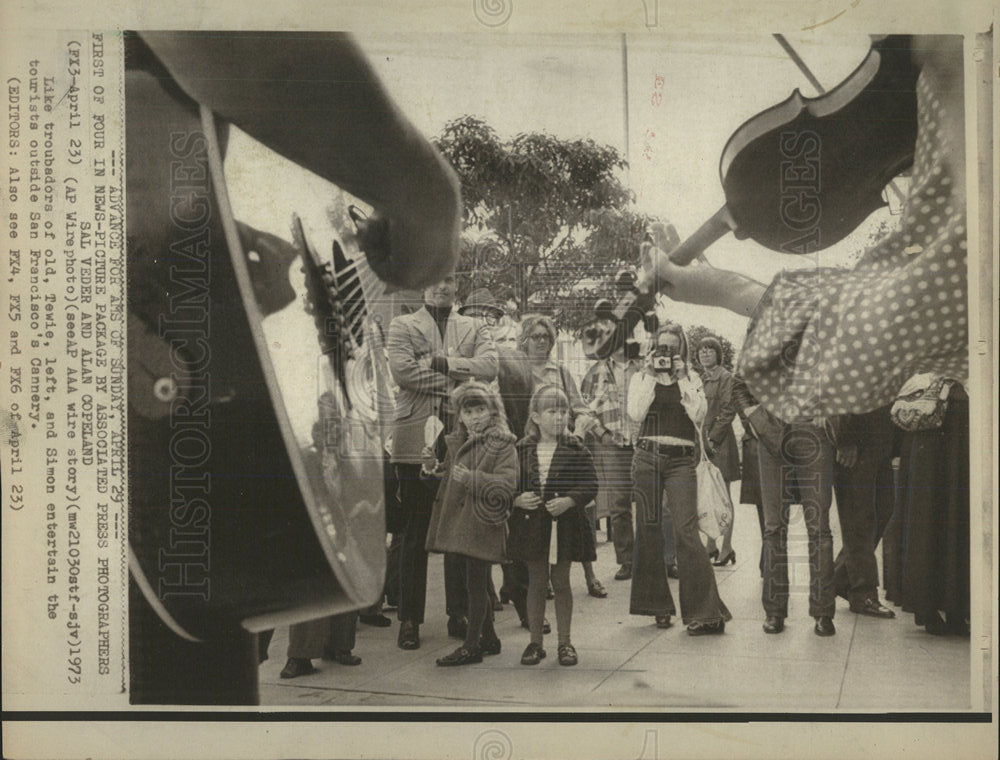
[{"x1": 434, "y1": 116, "x2": 655, "y2": 332}]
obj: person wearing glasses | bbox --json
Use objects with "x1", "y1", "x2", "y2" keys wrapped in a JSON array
[
  {"x1": 517, "y1": 315, "x2": 606, "y2": 600},
  {"x1": 627, "y1": 323, "x2": 731, "y2": 635}
]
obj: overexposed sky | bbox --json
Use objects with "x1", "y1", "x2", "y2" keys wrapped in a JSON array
[{"x1": 228, "y1": 32, "x2": 898, "y2": 347}]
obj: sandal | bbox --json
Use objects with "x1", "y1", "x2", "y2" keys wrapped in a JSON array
[
  {"x1": 655, "y1": 615, "x2": 673, "y2": 629},
  {"x1": 557, "y1": 643, "x2": 578, "y2": 666}
]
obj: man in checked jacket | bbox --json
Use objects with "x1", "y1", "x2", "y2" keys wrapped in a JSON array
[{"x1": 581, "y1": 344, "x2": 642, "y2": 581}]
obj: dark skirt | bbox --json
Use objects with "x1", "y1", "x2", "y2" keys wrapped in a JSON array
[{"x1": 883, "y1": 393, "x2": 969, "y2": 628}]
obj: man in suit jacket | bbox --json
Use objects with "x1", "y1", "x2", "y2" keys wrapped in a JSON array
[{"x1": 387, "y1": 273, "x2": 498, "y2": 649}]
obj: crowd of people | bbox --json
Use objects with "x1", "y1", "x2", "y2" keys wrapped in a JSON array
[
  {"x1": 265, "y1": 37, "x2": 971, "y2": 680},
  {"x1": 272, "y1": 277, "x2": 969, "y2": 677}
]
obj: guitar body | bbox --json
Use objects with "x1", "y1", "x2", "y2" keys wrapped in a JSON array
[{"x1": 126, "y1": 35, "x2": 384, "y2": 665}]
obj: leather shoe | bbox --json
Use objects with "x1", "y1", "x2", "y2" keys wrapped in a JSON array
[
  {"x1": 763, "y1": 615, "x2": 785, "y2": 634},
  {"x1": 587, "y1": 579, "x2": 608, "y2": 598},
  {"x1": 479, "y1": 634, "x2": 502, "y2": 656},
  {"x1": 359, "y1": 612, "x2": 392, "y2": 627},
  {"x1": 814, "y1": 616, "x2": 836, "y2": 637},
  {"x1": 849, "y1": 598, "x2": 895, "y2": 619},
  {"x1": 447, "y1": 615, "x2": 468, "y2": 639},
  {"x1": 279, "y1": 657, "x2": 317, "y2": 679},
  {"x1": 655, "y1": 615, "x2": 673, "y2": 629},
  {"x1": 520, "y1": 642, "x2": 546, "y2": 665},
  {"x1": 666, "y1": 563, "x2": 679, "y2": 579},
  {"x1": 614, "y1": 563, "x2": 632, "y2": 580},
  {"x1": 397, "y1": 620, "x2": 420, "y2": 650},
  {"x1": 687, "y1": 619, "x2": 725, "y2": 636},
  {"x1": 436, "y1": 645, "x2": 483, "y2": 666},
  {"x1": 323, "y1": 649, "x2": 362, "y2": 666}
]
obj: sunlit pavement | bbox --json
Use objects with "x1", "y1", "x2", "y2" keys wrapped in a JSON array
[{"x1": 258, "y1": 500, "x2": 971, "y2": 710}]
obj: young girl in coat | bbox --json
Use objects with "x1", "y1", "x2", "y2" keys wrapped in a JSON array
[
  {"x1": 508, "y1": 384, "x2": 598, "y2": 666},
  {"x1": 425, "y1": 381, "x2": 518, "y2": 666}
]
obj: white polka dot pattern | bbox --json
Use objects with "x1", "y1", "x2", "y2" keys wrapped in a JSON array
[{"x1": 738, "y1": 69, "x2": 967, "y2": 421}]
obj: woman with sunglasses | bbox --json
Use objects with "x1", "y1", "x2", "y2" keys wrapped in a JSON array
[{"x1": 517, "y1": 316, "x2": 606, "y2": 600}]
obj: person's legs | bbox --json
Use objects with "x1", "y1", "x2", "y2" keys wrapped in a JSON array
[
  {"x1": 629, "y1": 448, "x2": 676, "y2": 618},
  {"x1": 834, "y1": 457, "x2": 879, "y2": 604},
  {"x1": 395, "y1": 464, "x2": 432, "y2": 626},
  {"x1": 755, "y1": 502, "x2": 766, "y2": 577},
  {"x1": 662, "y1": 456, "x2": 730, "y2": 625},
  {"x1": 757, "y1": 440, "x2": 790, "y2": 620},
  {"x1": 784, "y1": 424, "x2": 835, "y2": 620},
  {"x1": 662, "y1": 489, "x2": 677, "y2": 567},
  {"x1": 384, "y1": 531, "x2": 403, "y2": 609},
  {"x1": 463, "y1": 556, "x2": 492, "y2": 650},
  {"x1": 325, "y1": 611, "x2": 361, "y2": 664},
  {"x1": 283, "y1": 616, "x2": 328, "y2": 676},
  {"x1": 597, "y1": 442, "x2": 635, "y2": 565},
  {"x1": 550, "y1": 561, "x2": 573, "y2": 645},
  {"x1": 606, "y1": 445, "x2": 636, "y2": 569},
  {"x1": 444, "y1": 552, "x2": 469, "y2": 620},
  {"x1": 502, "y1": 560, "x2": 530, "y2": 624},
  {"x1": 287, "y1": 617, "x2": 329, "y2": 660},
  {"x1": 525, "y1": 559, "x2": 549, "y2": 646}
]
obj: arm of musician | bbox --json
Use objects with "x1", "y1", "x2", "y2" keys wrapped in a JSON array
[
  {"x1": 387, "y1": 319, "x2": 449, "y2": 394},
  {"x1": 639, "y1": 242, "x2": 766, "y2": 318},
  {"x1": 140, "y1": 31, "x2": 461, "y2": 291},
  {"x1": 446, "y1": 321, "x2": 499, "y2": 383}
]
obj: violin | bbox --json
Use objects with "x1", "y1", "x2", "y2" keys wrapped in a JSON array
[
  {"x1": 670, "y1": 34, "x2": 920, "y2": 263},
  {"x1": 582, "y1": 35, "x2": 921, "y2": 360}
]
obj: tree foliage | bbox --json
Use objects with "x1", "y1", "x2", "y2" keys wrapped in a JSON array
[{"x1": 434, "y1": 116, "x2": 655, "y2": 331}]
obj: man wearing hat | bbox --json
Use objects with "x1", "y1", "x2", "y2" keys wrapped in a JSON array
[{"x1": 387, "y1": 274, "x2": 499, "y2": 650}]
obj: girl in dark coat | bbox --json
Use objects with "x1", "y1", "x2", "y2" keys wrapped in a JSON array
[
  {"x1": 508, "y1": 385, "x2": 598, "y2": 666},
  {"x1": 425, "y1": 381, "x2": 518, "y2": 665}
]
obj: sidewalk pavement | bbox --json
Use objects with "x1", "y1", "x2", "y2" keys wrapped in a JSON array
[{"x1": 258, "y1": 502, "x2": 970, "y2": 710}]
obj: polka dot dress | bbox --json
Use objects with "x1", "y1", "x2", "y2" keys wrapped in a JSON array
[{"x1": 738, "y1": 68, "x2": 967, "y2": 421}]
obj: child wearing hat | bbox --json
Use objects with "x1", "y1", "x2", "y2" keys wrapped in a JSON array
[{"x1": 424, "y1": 381, "x2": 518, "y2": 665}]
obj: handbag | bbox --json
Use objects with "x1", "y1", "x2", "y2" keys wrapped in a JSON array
[
  {"x1": 695, "y1": 427, "x2": 734, "y2": 540},
  {"x1": 890, "y1": 373, "x2": 954, "y2": 431}
]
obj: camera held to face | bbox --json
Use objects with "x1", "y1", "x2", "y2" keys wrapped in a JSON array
[{"x1": 652, "y1": 352, "x2": 675, "y2": 372}]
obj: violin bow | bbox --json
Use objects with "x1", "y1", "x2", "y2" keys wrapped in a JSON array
[{"x1": 772, "y1": 34, "x2": 907, "y2": 206}]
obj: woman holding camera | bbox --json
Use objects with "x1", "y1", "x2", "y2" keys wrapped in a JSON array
[{"x1": 627, "y1": 323, "x2": 731, "y2": 634}]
